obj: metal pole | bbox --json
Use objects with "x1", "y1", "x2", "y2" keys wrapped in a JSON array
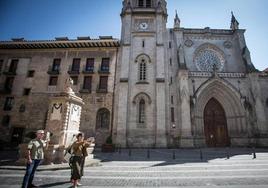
[
  {"x1": 200, "y1": 148, "x2": 203, "y2": 161},
  {"x1": 226, "y1": 147, "x2": 230, "y2": 159},
  {"x1": 253, "y1": 147, "x2": 256, "y2": 159}
]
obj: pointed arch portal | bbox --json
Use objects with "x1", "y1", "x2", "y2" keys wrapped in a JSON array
[{"x1": 204, "y1": 98, "x2": 230, "y2": 147}]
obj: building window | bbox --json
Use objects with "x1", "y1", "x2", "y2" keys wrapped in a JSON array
[
  {"x1": 138, "y1": 99, "x2": 146, "y2": 123},
  {"x1": 27, "y1": 70, "x2": 35, "y2": 77},
  {"x1": 98, "y1": 76, "x2": 108, "y2": 92},
  {"x1": 8, "y1": 59, "x2": 18, "y2": 73},
  {"x1": 139, "y1": 60, "x2": 146, "y2": 81},
  {"x1": 146, "y1": 0, "x2": 151, "y2": 7},
  {"x1": 49, "y1": 76, "x2": 58, "y2": 86},
  {"x1": 138, "y1": 0, "x2": 144, "y2": 7},
  {"x1": 96, "y1": 108, "x2": 110, "y2": 129},
  {"x1": 2, "y1": 115, "x2": 10, "y2": 127},
  {"x1": 70, "y1": 76, "x2": 78, "y2": 85},
  {"x1": 138, "y1": 0, "x2": 151, "y2": 7},
  {"x1": 71, "y1": 58, "x2": 80, "y2": 71},
  {"x1": 171, "y1": 107, "x2": 175, "y2": 122},
  {"x1": 52, "y1": 59, "x2": 61, "y2": 71},
  {"x1": 0, "y1": 60, "x2": 3, "y2": 73},
  {"x1": 171, "y1": 96, "x2": 174, "y2": 104},
  {"x1": 4, "y1": 77, "x2": 14, "y2": 92},
  {"x1": 169, "y1": 58, "x2": 172, "y2": 66},
  {"x1": 142, "y1": 40, "x2": 145, "y2": 47},
  {"x1": 100, "y1": 58, "x2": 110, "y2": 72},
  {"x1": 170, "y1": 77, "x2": 173, "y2": 84},
  {"x1": 83, "y1": 76, "x2": 92, "y2": 90},
  {"x1": 86, "y1": 58, "x2": 94, "y2": 71},
  {"x1": 4, "y1": 97, "x2": 14, "y2": 111},
  {"x1": 23, "y1": 88, "x2": 31, "y2": 96}
]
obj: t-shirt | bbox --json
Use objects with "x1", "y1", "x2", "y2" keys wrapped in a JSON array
[{"x1": 27, "y1": 139, "x2": 46, "y2": 160}]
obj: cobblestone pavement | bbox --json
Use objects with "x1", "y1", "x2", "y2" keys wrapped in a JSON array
[{"x1": 0, "y1": 148, "x2": 268, "y2": 187}]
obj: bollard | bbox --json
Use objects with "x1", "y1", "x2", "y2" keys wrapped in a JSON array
[
  {"x1": 119, "y1": 145, "x2": 121, "y2": 154},
  {"x1": 253, "y1": 147, "x2": 256, "y2": 159},
  {"x1": 129, "y1": 148, "x2": 132, "y2": 157},
  {"x1": 173, "y1": 150, "x2": 176, "y2": 160},
  {"x1": 200, "y1": 149, "x2": 203, "y2": 161},
  {"x1": 226, "y1": 147, "x2": 230, "y2": 159},
  {"x1": 147, "y1": 149, "x2": 150, "y2": 159}
]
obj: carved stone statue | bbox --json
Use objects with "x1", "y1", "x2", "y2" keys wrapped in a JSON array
[{"x1": 65, "y1": 77, "x2": 74, "y2": 94}]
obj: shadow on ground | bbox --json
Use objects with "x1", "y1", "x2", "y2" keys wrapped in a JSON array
[{"x1": 93, "y1": 147, "x2": 268, "y2": 167}]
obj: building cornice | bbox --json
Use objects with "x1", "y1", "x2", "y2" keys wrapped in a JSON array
[{"x1": 0, "y1": 38, "x2": 120, "y2": 49}]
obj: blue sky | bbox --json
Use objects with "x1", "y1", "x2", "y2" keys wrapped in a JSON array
[{"x1": 0, "y1": 0, "x2": 267, "y2": 70}]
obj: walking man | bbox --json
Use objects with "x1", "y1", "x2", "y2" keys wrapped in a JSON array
[{"x1": 22, "y1": 130, "x2": 48, "y2": 188}]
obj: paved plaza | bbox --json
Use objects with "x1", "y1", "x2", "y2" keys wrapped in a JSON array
[{"x1": 0, "y1": 148, "x2": 268, "y2": 187}]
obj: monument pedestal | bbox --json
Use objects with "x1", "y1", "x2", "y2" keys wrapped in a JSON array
[{"x1": 44, "y1": 92, "x2": 84, "y2": 164}]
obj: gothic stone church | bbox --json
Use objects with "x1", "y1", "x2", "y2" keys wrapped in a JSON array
[{"x1": 0, "y1": 0, "x2": 267, "y2": 148}]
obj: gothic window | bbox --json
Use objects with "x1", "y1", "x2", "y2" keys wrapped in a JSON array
[
  {"x1": 194, "y1": 44, "x2": 225, "y2": 72},
  {"x1": 96, "y1": 108, "x2": 110, "y2": 129},
  {"x1": 138, "y1": 99, "x2": 146, "y2": 123},
  {"x1": 138, "y1": 0, "x2": 144, "y2": 7},
  {"x1": 139, "y1": 60, "x2": 146, "y2": 81},
  {"x1": 138, "y1": 0, "x2": 151, "y2": 7},
  {"x1": 171, "y1": 107, "x2": 175, "y2": 122},
  {"x1": 146, "y1": 0, "x2": 151, "y2": 7}
]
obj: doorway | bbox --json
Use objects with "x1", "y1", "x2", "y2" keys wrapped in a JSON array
[{"x1": 204, "y1": 98, "x2": 230, "y2": 147}]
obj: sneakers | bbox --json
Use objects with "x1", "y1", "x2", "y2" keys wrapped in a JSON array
[{"x1": 77, "y1": 182, "x2": 82, "y2": 186}]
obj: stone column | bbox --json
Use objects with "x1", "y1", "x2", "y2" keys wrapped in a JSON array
[{"x1": 178, "y1": 70, "x2": 194, "y2": 147}]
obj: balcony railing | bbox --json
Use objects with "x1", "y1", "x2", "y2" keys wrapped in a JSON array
[
  {"x1": 98, "y1": 66, "x2": 110, "y2": 74},
  {"x1": 82, "y1": 65, "x2": 94, "y2": 74},
  {"x1": 68, "y1": 65, "x2": 80, "y2": 74},
  {"x1": 47, "y1": 66, "x2": 60, "y2": 75}
]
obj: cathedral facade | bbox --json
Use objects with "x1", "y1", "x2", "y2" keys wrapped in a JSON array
[{"x1": 0, "y1": 0, "x2": 267, "y2": 148}]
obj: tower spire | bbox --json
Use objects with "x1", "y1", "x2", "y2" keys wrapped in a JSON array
[
  {"x1": 230, "y1": 11, "x2": 239, "y2": 30},
  {"x1": 174, "y1": 10, "x2": 180, "y2": 29}
]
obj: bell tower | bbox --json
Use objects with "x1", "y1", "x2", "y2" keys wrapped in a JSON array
[{"x1": 114, "y1": 0, "x2": 168, "y2": 148}]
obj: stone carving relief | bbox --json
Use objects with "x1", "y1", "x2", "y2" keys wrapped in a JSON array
[
  {"x1": 223, "y1": 40, "x2": 232, "y2": 49},
  {"x1": 184, "y1": 39, "x2": 193, "y2": 47},
  {"x1": 70, "y1": 104, "x2": 81, "y2": 123},
  {"x1": 50, "y1": 103, "x2": 62, "y2": 120}
]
